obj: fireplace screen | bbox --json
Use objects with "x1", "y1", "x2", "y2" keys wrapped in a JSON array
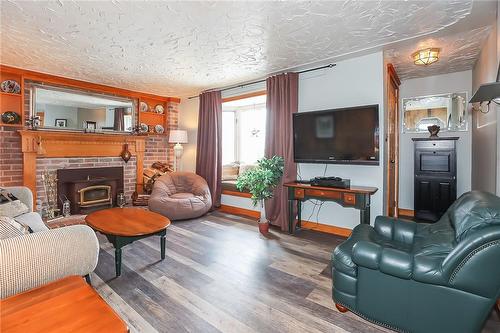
[{"x1": 78, "y1": 185, "x2": 112, "y2": 207}]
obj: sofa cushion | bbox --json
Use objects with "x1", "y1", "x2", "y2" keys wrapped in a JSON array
[
  {"x1": 448, "y1": 191, "x2": 500, "y2": 242},
  {"x1": 0, "y1": 216, "x2": 30, "y2": 239},
  {"x1": 14, "y1": 212, "x2": 49, "y2": 232},
  {"x1": 238, "y1": 164, "x2": 256, "y2": 176},
  {"x1": 222, "y1": 164, "x2": 239, "y2": 181},
  {"x1": 0, "y1": 197, "x2": 29, "y2": 218}
]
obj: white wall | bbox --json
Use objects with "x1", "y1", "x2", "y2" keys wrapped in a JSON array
[
  {"x1": 472, "y1": 20, "x2": 498, "y2": 194},
  {"x1": 37, "y1": 104, "x2": 78, "y2": 128},
  {"x1": 179, "y1": 53, "x2": 386, "y2": 227},
  {"x1": 178, "y1": 98, "x2": 199, "y2": 172},
  {"x1": 398, "y1": 71, "x2": 473, "y2": 209},
  {"x1": 298, "y1": 52, "x2": 385, "y2": 228}
]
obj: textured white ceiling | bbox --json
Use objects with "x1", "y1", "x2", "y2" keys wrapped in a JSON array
[
  {"x1": 0, "y1": 0, "x2": 487, "y2": 97},
  {"x1": 385, "y1": 26, "x2": 492, "y2": 80}
]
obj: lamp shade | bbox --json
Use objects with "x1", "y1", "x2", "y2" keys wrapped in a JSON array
[
  {"x1": 169, "y1": 129, "x2": 188, "y2": 143},
  {"x1": 469, "y1": 82, "x2": 500, "y2": 103}
]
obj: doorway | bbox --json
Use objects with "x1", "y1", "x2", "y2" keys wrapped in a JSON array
[{"x1": 386, "y1": 64, "x2": 401, "y2": 217}]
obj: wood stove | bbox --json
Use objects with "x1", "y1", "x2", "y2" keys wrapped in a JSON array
[
  {"x1": 57, "y1": 167, "x2": 124, "y2": 214},
  {"x1": 78, "y1": 185, "x2": 112, "y2": 208}
]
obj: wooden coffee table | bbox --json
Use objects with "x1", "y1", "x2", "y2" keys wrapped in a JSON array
[
  {"x1": 85, "y1": 207, "x2": 171, "y2": 277},
  {"x1": 1, "y1": 276, "x2": 128, "y2": 333}
]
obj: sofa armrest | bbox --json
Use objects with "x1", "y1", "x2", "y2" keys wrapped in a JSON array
[
  {"x1": 352, "y1": 240, "x2": 382, "y2": 270},
  {"x1": 0, "y1": 225, "x2": 99, "y2": 299},
  {"x1": 3, "y1": 186, "x2": 34, "y2": 212},
  {"x1": 440, "y1": 226, "x2": 500, "y2": 298},
  {"x1": 374, "y1": 216, "x2": 417, "y2": 244},
  {"x1": 353, "y1": 241, "x2": 414, "y2": 279}
]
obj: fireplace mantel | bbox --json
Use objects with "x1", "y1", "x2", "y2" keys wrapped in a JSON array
[{"x1": 18, "y1": 130, "x2": 146, "y2": 201}]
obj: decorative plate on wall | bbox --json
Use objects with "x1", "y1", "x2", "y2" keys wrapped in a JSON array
[
  {"x1": 1, "y1": 111, "x2": 21, "y2": 124},
  {"x1": 140, "y1": 102, "x2": 149, "y2": 112},
  {"x1": 154, "y1": 104, "x2": 164, "y2": 114},
  {"x1": 1, "y1": 80, "x2": 21, "y2": 94},
  {"x1": 140, "y1": 123, "x2": 148, "y2": 133},
  {"x1": 155, "y1": 124, "x2": 164, "y2": 134}
]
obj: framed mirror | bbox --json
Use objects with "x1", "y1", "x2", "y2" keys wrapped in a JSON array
[
  {"x1": 402, "y1": 92, "x2": 468, "y2": 133},
  {"x1": 31, "y1": 85, "x2": 135, "y2": 132}
]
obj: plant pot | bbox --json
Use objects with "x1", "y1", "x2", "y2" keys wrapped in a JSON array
[
  {"x1": 258, "y1": 200, "x2": 269, "y2": 234},
  {"x1": 258, "y1": 221, "x2": 269, "y2": 234}
]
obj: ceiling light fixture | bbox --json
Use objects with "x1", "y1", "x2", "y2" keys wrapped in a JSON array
[{"x1": 412, "y1": 48, "x2": 440, "y2": 66}]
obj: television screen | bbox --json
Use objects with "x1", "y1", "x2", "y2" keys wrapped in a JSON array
[{"x1": 293, "y1": 105, "x2": 379, "y2": 165}]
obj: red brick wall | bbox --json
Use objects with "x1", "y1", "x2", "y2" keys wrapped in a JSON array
[
  {"x1": 35, "y1": 157, "x2": 137, "y2": 206},
  {"x1": 0, "y1": 81, "x2": 179, "y2": 209},
  {"x1": 0, "y1": 127, "x2": 23, "y2": 187}
]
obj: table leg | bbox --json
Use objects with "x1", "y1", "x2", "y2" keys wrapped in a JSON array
[
  {"x1": 297, "y1": 200, "x2": 302, "y2": 229},
  {"x1": 115, "y1": 247, "x2": 122, "y2": 277},
  {"x1": 360, "y1": 207, "x2": 370, "y2": 224},
  {"x1": 160, "y1": 235, "x2": 166, "y2": 260},
  {"x1": 288, "y1": 199, "x2": 294, "y2": 234}
]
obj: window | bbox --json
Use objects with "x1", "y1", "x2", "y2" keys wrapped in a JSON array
[{"x1": 222, "y1": 94, "x2": 266, "y2": 165}]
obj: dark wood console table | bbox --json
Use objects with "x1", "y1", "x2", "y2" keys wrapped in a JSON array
[{"x1": 284, "y1": 183, "x2": 378, "y2": 234}]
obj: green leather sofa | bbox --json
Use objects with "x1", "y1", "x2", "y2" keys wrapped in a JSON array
[{"x1": 332, "y1": 191, "x2": 500, "y2": 333}]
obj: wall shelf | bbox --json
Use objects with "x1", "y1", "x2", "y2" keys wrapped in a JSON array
[
  {"x1": 1, "y1": 69, "x2": 24, "y2": 127},
  {"x1": 138, "y1": 97, "x2": 168, "y2": 135}
]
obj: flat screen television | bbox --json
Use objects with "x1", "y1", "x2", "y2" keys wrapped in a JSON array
[{"x1": 293, "y1": 104, "x2": 379, "y2": 165}]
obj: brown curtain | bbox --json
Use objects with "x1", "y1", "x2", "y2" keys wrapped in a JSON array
[
  {"x1": 113, "y1": 108, "x2": 125, "y2": 131},
  {"x1": 265, "y1": 73, "x2": 298, "y2": 231},
  {"x1": 196, "y1": 91, "x2": 223, "y2": 208}
]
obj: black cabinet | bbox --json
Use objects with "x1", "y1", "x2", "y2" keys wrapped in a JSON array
[{"x1": 412, "y1": 137, "x2": 458, "y2": 221}]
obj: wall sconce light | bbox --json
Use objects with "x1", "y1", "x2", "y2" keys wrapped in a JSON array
[
  {"x1": 412, "y1": 48, "x2": 440, "y2": 66},
  {"x1": 470, "y1": 81, "x2": 500, "y2": 114}
]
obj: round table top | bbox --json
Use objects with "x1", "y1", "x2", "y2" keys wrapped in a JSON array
[{"x1": 85, "y1": 208, "x2": 171, "y2": 237}]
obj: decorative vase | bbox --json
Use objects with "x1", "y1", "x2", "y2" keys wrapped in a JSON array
[
  {"x1": 258, "y1": 200, "x2": 269, "y2": 234},
  {"x1": 121, "y1": 143, "x2": 131, "y2": 163},
  {"x1": 427, "y1": 125, "x2": 440, "y2": 137}
]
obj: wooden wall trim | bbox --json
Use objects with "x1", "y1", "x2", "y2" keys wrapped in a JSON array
[
  {"x1": 387, "y1": 63, "x2": 401, "y2": 86},
  {"x1": 18, "y1": 130, "x2": 146, "y2": 201},
  {"x1": 218, "y1": 203, "x2": 352, "y2": 238},
  {"x1": 398, "y1": 208, "x2": 415, "y2": 217},
  {"x1": 222, "y1": 90, "x2": 266, "y2": 103},
  {"x1": 218, "y1": 205, "x2": 260, "y2": 219},
  {"x1": 221, "y1": 189, "x2": 252, "y2": 198},
  {"x1": 0, "y1": 64, "x2": 180, "y2": 103},
  {"x1": 300, "y1": 221, "x2": 352, "y2": 237}
]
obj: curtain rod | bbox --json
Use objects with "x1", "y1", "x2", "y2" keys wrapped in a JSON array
[{"x1": 187, "y1": 63, "x2": 336, "y2": 100}]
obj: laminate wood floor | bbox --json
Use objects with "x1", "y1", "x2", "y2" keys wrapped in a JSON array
[{"x1": 91, "y1": 211, "x2": 500, "y2": 333}]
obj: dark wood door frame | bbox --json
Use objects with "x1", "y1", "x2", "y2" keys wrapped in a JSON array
[{"x1": 386, "y1": 64, "x2": 401, "y2": 217}]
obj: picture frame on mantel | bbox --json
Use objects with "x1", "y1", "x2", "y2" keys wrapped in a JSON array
[
  {"x1": 54, "y1": 119, "x2": 67, "y2": 127},
  {"x1": 85, "y1": 121, "x2": 97, "y2": 130}
]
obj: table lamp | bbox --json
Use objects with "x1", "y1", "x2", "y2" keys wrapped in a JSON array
[{"x1": 169, "y1": 129, "x2": 188, "y2": 171}]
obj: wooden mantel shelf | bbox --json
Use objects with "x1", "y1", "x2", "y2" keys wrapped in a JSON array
[{"x1": 18, "y1": 130, "x2": 146, "y2": 201}]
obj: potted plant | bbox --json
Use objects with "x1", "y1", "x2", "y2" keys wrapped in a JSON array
[{"x1": 236, "y1": 156, "x2": 284, "y2": 234}]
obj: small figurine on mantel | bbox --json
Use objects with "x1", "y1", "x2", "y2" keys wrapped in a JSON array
[{"x1": 427, "y1": 125, "x2": 440, "y2": 138}]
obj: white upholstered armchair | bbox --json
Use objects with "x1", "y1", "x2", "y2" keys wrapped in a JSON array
[{"x1": 0, "y1": 187, "x2": 99, "y2": 298}]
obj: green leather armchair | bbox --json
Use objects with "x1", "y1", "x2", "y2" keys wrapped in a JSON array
[{"x1": 332, "y1": 191, "x2": 500, "y2": 333}]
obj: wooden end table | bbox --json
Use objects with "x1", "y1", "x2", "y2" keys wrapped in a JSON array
[
  {"x1": 1, "y1": 276, "x2": 128, "y2": 333},
  {"x1": 85, "y1": 207, "x2": 171, "y2": 277}
]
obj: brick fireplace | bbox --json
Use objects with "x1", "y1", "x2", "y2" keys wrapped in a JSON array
[
  {"x1": 36, "y1": 157, "x2": 135, "y2": 209},
  {"x1": 57, "y1": 166, "x2": 124, "y2": 214}
]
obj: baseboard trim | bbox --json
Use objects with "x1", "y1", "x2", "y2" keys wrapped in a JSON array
[
  {"x1": 301, "y1": 221, "x2": 352, "y2": 237},
  {"x1": 221, "y1": 190, "x2": 252, "y2": 198},
  {"x1": 217, "y1": 205, "x2": 352, "y2": 237},
  {"x1": 219, "y1": 205, "x2": 260, "y2": 219},
  {"x1": 398, "y1": 208, "x2": 415, "y2": 217}
]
